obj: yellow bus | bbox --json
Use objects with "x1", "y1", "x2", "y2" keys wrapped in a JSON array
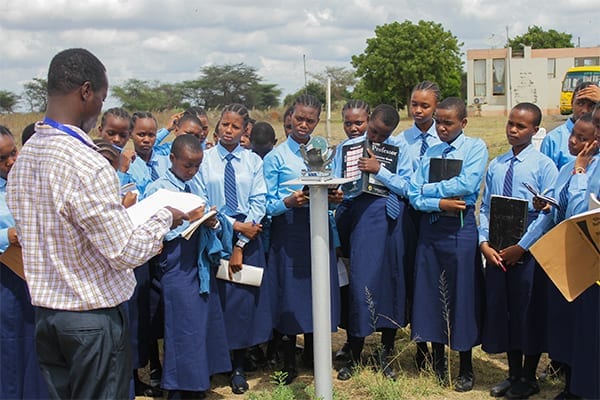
[{"x1": 560, "y1": 66, "x2": 600, "y2": 114}]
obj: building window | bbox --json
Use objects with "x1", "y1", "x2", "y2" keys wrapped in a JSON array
[
  {"x1": 547, "y1": 58, "x2": 556, "y2": 78},
  {"x1": 492, "y1": 58, "x2": 505, "y2": 95},
  {"x1": 575, "y1": 57, "x2": 600, "y2": 67},
  {"x1": 473, "y1": 59, "x2": 486, "y2": 97}
]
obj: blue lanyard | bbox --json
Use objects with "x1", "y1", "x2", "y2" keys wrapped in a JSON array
[{"x1": 43, "y1": 117, "x2": 96, "y2": 149}]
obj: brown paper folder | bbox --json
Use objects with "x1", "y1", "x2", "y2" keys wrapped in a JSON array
[
  {"x1": 0, "y1": 244, "x2": 25, "y2": 280},
  {"x1": 530, "y1": 208, "x2": 600, "y2": 302}
]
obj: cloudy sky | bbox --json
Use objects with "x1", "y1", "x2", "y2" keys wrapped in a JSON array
[{"x1": 1, "y1": 0, "x2": 599, "y2": 108}]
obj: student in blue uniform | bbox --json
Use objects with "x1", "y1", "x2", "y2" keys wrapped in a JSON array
[
  {"x1": 263, "y1": 94, "x2": 341, "y2": 384},
  {"x1": 331, "y1": 99, "x2": 371, "y2": 363},
  {"x1": 566, "y1": 104, "x2": 599, "y2": 400},
  {"x1": 155, "y1": 108, "x2": 209, "y2": 156},
  {"x1": 408, "y1": 97, "x2": 488, "y2": 392},
  {"x1": 393, "y1": 81, "x2": 442, "y2": 370},
  {"x1": 478, "y1": 103, "x2": 558, "y2": 398},
  {"x1": 541, "y1": 82, "x2": 598, "y2": 169},
  {"x1": 195, "y1": 104, "x2": 271, "y2": 395},
  {"x1": 332, "y1": 104, "x2": 412, "y2": 381},
  {"x1": 145, "y1": 135, "x2": 231, "y2": 400},
  {"x1": 120, "y1": 111, "x2": 170, "y2": 195},
  {"x1": 0, "y1": 125, "x2": 48, "y2": 400},
  {"x1": 504, "y1": 112, "x2": 599, "y2": 400},
  {"x1": 97, "y1": 107, "x2": 132, "y2": 149}
]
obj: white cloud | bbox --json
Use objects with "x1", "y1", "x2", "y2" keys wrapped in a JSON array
[{"x1": 1, "y1": 0, "x2": 599, "y2": 107}]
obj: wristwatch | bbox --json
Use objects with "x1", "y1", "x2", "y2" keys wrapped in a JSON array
[
  {"x1": 574, "y1": 167, "x2": 586, "y2": 174},
  {"x1": 235, "y1": 239, "x2": 247, "y2": 249}
]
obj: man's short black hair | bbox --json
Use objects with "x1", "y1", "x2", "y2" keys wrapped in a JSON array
[{"x1": 47, "y1": 48, "x2": 107, "y2": 96}]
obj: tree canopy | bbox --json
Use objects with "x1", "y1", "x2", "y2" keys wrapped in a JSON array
[
  {"x1": 351, "y1": 20, "x2": 463, "y2": 109},
  {"x1": 0, "y1": 90, "x2": 19, "y2": 113},
  {"x1": 508, "y1": 25, "x2": 573, "y2": 51},
  {"x1": 111, "y1": 79, "x2": 186, "y2": 111},
  {"x1": 22, "y1": 78, "x2": 48, "y2": 112}
]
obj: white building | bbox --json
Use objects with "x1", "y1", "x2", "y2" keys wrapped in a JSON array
[{"x1": 466, "y1": 46, "x2": 600, "y2": 115}]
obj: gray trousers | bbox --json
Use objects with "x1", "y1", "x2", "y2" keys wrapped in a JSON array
[{"x1": 34, "y1": 304, "x2": 131, "y2": 400}]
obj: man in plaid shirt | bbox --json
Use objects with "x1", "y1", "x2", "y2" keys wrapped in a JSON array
[{"x1": 7, "y1": 48, "x2": 186, "y2": 399}]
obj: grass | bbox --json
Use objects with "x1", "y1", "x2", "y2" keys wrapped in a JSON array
[{"x1": 0, "y1": 107, "x2": 570, "y2": 399}]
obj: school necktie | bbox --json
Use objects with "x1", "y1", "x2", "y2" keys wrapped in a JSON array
[
  {"x1": 147, "y1": 160, "x2": 159, "y2": 181},
  {"x1": 184, "y1": 183, "x2": 191, "y2": 193},
  {"x1": 442, "y1": 145, "x2": 453, "y2": 159},
  {"x1": 224, "y1": 153, "x2": 238, "y2": 214},
  {"x1": 386, "y1": 193, "x2": 401, "y2": 220},
  {"x1": 502, "y1": 156, "x2": 516, "y2": 197},
  {"x1": 555, "y1": 176, "x2": 572, "y2": 223},
  {"x1": 419, "y1": 133, "x2": 429, "y2": 157}
]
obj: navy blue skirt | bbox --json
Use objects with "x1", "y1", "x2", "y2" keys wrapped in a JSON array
[
  {"x1": 545, "y1": 280, "x2": 572, "y2": 364},
  {"x1": 336, "y1": 194, "x2": 408, "y2": 337},
  {"x1": 0, "y1": 263, "x2": 48, "y2": 399},
  {"x1": 482, "y1": 212, "x2": 547, "y2": 355},
  {"x1": 269, "y1": 207, "x2": 340, "y2": 335},
  {"x1": 569, "y1": 284, "x2": 600, "y2": 399},
  {"x1": 127, "y1": 262, "x2": 151, "y2": 368},
  {"x1": 157, "y1": 234, "x2": 231, "y2": 391},
  {"x1": 217, "y1": 223, "x2": 273, "y2": 350},
  {"x1": 410, "y1": 208, "x2": 484, "y2": 350}
]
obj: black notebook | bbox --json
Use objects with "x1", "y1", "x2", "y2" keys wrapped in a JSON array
[
  {"x1": 428, "y1": 158, "x2": 463, "y2": 182},
  {"x1": 341, "y1": 140, "x2": 399, "y2": 197},
  {"x1": 489, "y1": 195, "x2": 529, "y2": 251}
]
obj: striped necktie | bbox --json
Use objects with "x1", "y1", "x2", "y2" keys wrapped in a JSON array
[
  {"x1": 419, "y1": 133, "x2": 429, "y2": 157},
  {"x1": 502, "y1": 156, "x2": 516, "y2": 197},
  {"x1": 147, "y1": 160, "x2": 159, "y2": 181},
  {"x1": 224, "y1": 153, "x2": 238, "y2": 214},
  {"x1": 442, "y1": 145, "x2": 453, "y2": 159},
  {"x1": 555, "y1": 176, "x2": 572, "y2": 223},
  {"x1": 386, "y1": 193, "x2": 401, "y2": 220}
]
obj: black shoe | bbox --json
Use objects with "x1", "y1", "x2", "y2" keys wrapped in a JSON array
[
  {"x1": 505, "y1": 378, "x2": 540, "y2": 399},
  {"x1": 373, "y1": 349, "x2": 396, "y2": 380},
  {"x1": 454, "y1": 372, "x2": 474, "y2": 392},
  {"x1": 247, "y1": 345, "x2": 267, "y2": 369},
  {"x1": 489, "y1": 376, "x2": 517, "y2": 397},
  {"x1": 280, "y1": 366, "x2": 298, "y2": 385},
  {"x1": 230, "y1": 369, "x2": 249, "y2": 395},
  {"x1": 335, "y1": 342, "x2": 351, "y2": 361},
  {"x1": 337, "y1": 361, "x2": 356, "y2": 381},
  {"x1": 135, "y1": 381, "x2": 164, "y2": 397},
  {"x1": 554, "y1": 390, "x2": 582, "y2": 399}
]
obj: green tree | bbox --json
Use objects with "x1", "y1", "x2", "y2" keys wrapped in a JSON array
[
  {"x1": 111, "y1": 79, "x2": 185, "y2": 111},
  {"x1": 22, "y1": 78, "x2": 48, "y2": 112},
  {"x1": 283, "y1": 81, "x2": 326, "y2": 107},
  {"x1": 351, "y1": 20, "x2": 463, "y2": 109},
  {"x1": 184, "y1": 63, "x2": 280, "y2": 109},
  {"x1": 0, "y1": 90, "x2": 19, "y2": 113},
  {"x1": 508, "y1": 25, "x2": 573, "y2": 51},
  {"x1": 308, "y1": 66, "x2": 356, "y2": 103}
]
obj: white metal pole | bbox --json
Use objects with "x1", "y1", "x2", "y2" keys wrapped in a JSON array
[
  {"x1": 309, "y1": 185, "x2": 333, "y2": 400},
  {"x1": 326, "y1": 77, "x2": 331, "y2": 142}
]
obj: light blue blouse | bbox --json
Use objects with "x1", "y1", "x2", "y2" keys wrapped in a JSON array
[
  {"x1": 120, "y1": 151, "x2": 170, "y2": 196},
  {"x1": 540, "y1": 119, "x2": 575, "y2": 170},
  {"x1": 393, "y1": 122, "x2": 441, "y2": 172},
  {"x1": 478, "y1": 144, "x2": 558, "y2": 244},
  {"x1": 263, "y1": 138, "x2": 310, "y2": 217},
  {"x1": 331, "y1": 133, "x2": 412, "y2": 199},
  {"x1": 0, "y1": 177, "x2": 15, "y2": 252},
  {"x1": 408, "y1": 133, "x2": 488, "y2": 212},
  {"x1": 518, "y1": 155, "x2": 598, "y2": 250},
  {"x1": 195, "y1": 143, "x2": 266, "y2": 243}
]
